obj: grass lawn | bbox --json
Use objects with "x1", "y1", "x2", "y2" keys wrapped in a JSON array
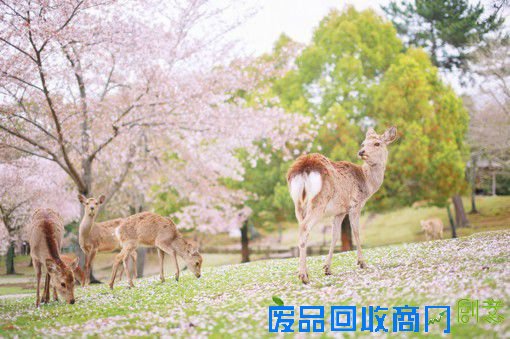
[{"x1": 0, "y1": 231, "x2": 508, "y2": 337}]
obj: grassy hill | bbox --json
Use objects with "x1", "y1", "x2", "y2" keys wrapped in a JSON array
[{"x1": 1, "y1": 231, "x2": 508, "y2": 338}]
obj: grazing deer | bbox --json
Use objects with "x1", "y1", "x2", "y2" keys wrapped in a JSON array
[
  {"x1": 420, "y1": 218, "x2": 444, "y2": 240},
  {"x1": 108, "y1": 212, "x2": 202, "y2": 289},
  {"x1": 78, "y1": 195, "x2": 135, "y2": 286},
  {"x1": 29, "y1": 209, "x2": 76, "y2": 307},
  {"x1": 287, "y1": 126, "x2": 397, "y2": 284},
  {"x1": 61, "y1": 254, "x2": 85, "y2": 286}
]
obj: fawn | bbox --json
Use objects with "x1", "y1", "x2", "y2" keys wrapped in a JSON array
[
  {"x1": 420, "y1": 218, "x2": 444, "y2": 240},
  {"x1": 78, "y1": 194, "x2": 135, "y2": 285},
  {"x1": 61, "y1": 254, "x2": 85, "y2": 285},
  {"x1": 287, "y1": 126, "x2": 397, "y2": 283},
  {"x1": 29, "y1": 209, "x2": 76, "y2": 307},
  {"x1": 108, "y1": 212, "x2": 202, "y2": 289}
]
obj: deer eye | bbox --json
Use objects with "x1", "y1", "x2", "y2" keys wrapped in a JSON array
[
  {"x1": 61, "y1": 282, "x2": 66, "y2": 287},
  {"x1": 195, "y1": 262, "x2": 199, "y2": 266},
  {"x1": 374, "y1": 142, "x2": 380, "y2": 146}
]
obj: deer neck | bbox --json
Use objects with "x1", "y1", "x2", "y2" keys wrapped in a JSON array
[
  {"x1": 362, "y1": 161, "x2": 386, "y2": 196},
  {"x1": 79, "y1": 213, "x2": 96, "y2": 244},
  {"x1": 170, "y1": 237, "x2": 189, "y2": 258}
]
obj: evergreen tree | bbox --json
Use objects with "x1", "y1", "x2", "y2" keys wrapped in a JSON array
[{"x1": 383, "y1": 0, "x2": 504, "y2": 71}]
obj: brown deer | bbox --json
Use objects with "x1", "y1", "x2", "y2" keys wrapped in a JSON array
[
  {"x1": 108, "y1": 212, "x2": 202, "y2": 289},
  {"x1": 420, "y1": 218, "x2": 444, "y2": 240},
  {"x1": 78, "y1": 195, "x2": 135, "y2": 286},
  {"x1": 61, "y1": 254, "x2": 85, "y2": 285},
  {"x1": 287, "y1": 126, "x2": 397, "y2": 284},
  {"x1": 29, "y1": 209, "x2": 76, "y2": 307}
]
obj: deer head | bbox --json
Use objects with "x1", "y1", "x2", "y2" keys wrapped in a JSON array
[
  {"x1": 358, "y1": 126, "x2": 398, "y2": 166},
  {"x1": 182, "y1": 242, "x2": 203, "y2": 278},
  {"x1": 420, "y1": 220, "x2": 431, "y2": 231},
  {"x1": 78, "y1": 194, "x2": 105, "y2": 218},
  {"x1": 46, "y1": 258, "x2": 76, "y2": 304}
]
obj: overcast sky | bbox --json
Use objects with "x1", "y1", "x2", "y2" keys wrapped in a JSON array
[{"x1": 231, "y1": 0, "x2": 390, "y2": 56}]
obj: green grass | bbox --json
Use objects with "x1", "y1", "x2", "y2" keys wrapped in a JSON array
[{"x1": 0, "y1": 231, "x2": 508, "y2": 337}]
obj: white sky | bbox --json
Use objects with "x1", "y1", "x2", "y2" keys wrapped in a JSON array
[{"x1": 231, "y1": 0, "x2": 390, "y2": 56}]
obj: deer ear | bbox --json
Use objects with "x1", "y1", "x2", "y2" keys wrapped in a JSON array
[
  {"x1": 46, "y1": 258, "x2": 59, "y2": 273},
  {"x1": 382, "y1": 126, "x2": 397, "y2": 144},
  {"x1": 71, "y1": 258, "x2": 80, "y2": 270},
  {"x1": 366, "y1": 127, "x2": 377, "y2": 138},
  {"x1": 98, "y1": 195, "x2": 106, "y2": 204},
  {"x1": 78, "y1": 194, "x2": 87, "y2": 204}
]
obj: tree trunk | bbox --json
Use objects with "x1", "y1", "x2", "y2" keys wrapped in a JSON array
[
  {"x1": 446, "y1": 205, "x2": 457, "y2": 238},
  {"x1": 241, "y1": 220, "x2": 250, "y2": 263},
  {"x1": 5, "y1": 241, "x2": 16, "y2": 275},
  {"x1": 452, "y1": 194, "x2": 469, "y2": 228},
  {"x1": 340, "y1": 215, "x2": 353, "y2": 251},
  {"x1": 470, "y1": 155, "x2": 478, "y2": 214},
  {"x1": 136, "y1": 248, "x2": 146, "y2": 278},
  {"x1": 492, "y1": 171, "x2": 497, "y2": 196}
]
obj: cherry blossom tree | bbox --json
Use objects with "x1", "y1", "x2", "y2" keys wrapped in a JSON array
[
  {"x1": 0, "y1": 0, "x2": 310, "y2": 240},
  {"x1": 0, "y1": 0, "x2": 249, "y2": 205},
  {"x1": 0, "y1": 157, "x2": 79, "y2": 274}
]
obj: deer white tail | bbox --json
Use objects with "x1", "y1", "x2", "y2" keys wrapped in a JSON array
[{"x1": 289, "y1": 171, "x2": 322, "y2": 207}]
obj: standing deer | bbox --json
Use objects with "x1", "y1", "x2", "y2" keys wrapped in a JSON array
[
  {"x1": 78, "y1": 195, "x2": 135, "y2": 286},
  {"x1": 108, "y1": 212, "x2": 202, "y2": 289},
  {"x1": 420, "y1": 218, "x2": 444, "y2": 240},
  {"x1": 29, "y1": 208, "x2": 76, "y2": 307},
  {"x1": 287, "y1": 126, "x2": 397, "y2": 284}
]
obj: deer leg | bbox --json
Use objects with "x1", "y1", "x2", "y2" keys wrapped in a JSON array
[
  {"x1": 131, "y1": 251, "x2": 138, "y2": 279},
  {"x1": 88, "y1": 250, "x2": 98, "y2": 285},
  {"x1": 298, "y1": 215, "x2": 319, "y2": 284},
  {"x1": 172, "y1": 250, "x2": 180, "y2": 282},
  {"x1": 121, "y1": 243, "x2": 137, "y2": 288},
  {"x1": 84, "y1": 251, "x2": 91, "y2": 286},
  {"x1": 118, "y1": 261, "x2": 124, "y2": 281},
  {"x1": 42, "y1": 273, "x2": 50, "y2": 304},
  {"x1": 324, "y1": 214, "x2": 345, "y2": 275},
  {"x1": 35, "y1": 260, "x2": 42, "y2": 308},
  {"x1": 349, "y1": 210, "x2": 366, "y2": 269},
  {"x1": 121, "y1": 252, "x2": 137, "y2": 283},
  {"x1": 157, "y1": 248, "x2": 165, "y2": 282},
  {"x1": 155, "y1": 240, "x2": 181, "y2": 281},
  {"x1": 109, "y1": 247, "x2": 131, "y2": 289}
]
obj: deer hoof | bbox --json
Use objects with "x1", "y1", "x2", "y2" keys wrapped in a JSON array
[
  {"x1": 175, "y1": 274, "x2": 179, "y2": 282},
  {"x1": 109, "y1": 283, "x2": 114, "y2": 290},
  {"x1": 298, "y1": 271, "x2": 310, "y2": 284},
  {"x1": 160, "y1": 276, "x2": 165, "y2": 283},
  {"x1": 357, "y1": 260, "x2": 367, "y2": 269},
  {"x1": 323, "y1": 265, "x2": 332, "y2": 275}
]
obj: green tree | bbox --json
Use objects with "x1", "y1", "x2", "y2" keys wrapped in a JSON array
[
  {"x1": 231, "y1": 8, "x2": 402, "y2": 248},
  {"x1": 383, "y1": 0, "x2": 504, "y2": 71},
  {"x1": 223, "y1": 146, "x2": 294, "y2": 231},
  {"x1": 370, "y1": 48, "x2": 469, "y2": 211}
]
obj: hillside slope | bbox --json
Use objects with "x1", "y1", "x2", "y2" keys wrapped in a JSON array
[{"x1": 1, "y1": 231, "x2": 509, "y2": 337}]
